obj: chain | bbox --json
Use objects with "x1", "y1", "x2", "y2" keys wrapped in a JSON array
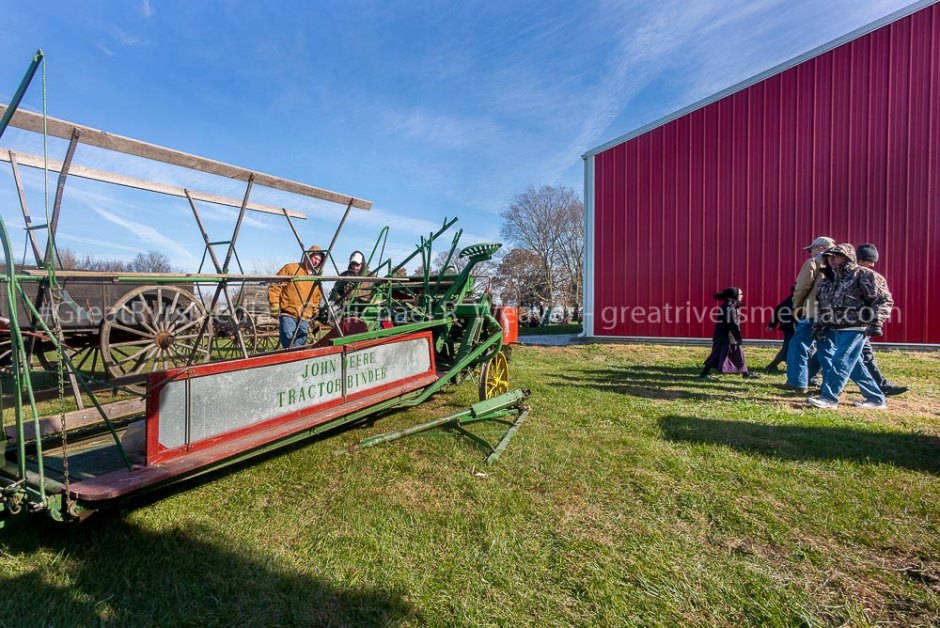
[
  {"x1": 51, "y1": 282, "x2": 72, "y2": 511},
  {"x1": 40, "y1": 55, "x2": 73, "y2": 512}
]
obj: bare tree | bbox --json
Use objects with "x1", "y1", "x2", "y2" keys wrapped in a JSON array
[
  {"x1": 556, "y1": 198, "x2": 584, "y2": 318},
  {"x1": 56, "y1": 248, "x2": 81, "y2": 270},
  {"x1": 128, "y1": 251, "x2": 173, "y2": 273},
  {"x1": 432, "y1": 250, "x2": 496, "y2": 276},
  {"x1": 54, "y1": 248, "x2": 128, "y2": 271},
  {"x1": 492, "y1": 248, "x2": 545, "y2": 308},
  {"x1": 432, "y1": 250, "x2": 468, "y2": 274},
  {"x1": 499, "y1": 185, "x2": 582, "y2": 318}
]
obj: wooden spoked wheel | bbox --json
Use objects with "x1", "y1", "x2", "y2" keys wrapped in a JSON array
[
  {"x1": 100, "y1": 286, "x2": 212, "y2": 386},
  {"x1": 38, "y1": 335, "x2": 102, "y2": 375},
  {"x1": 212, "y1": 307, "x2": 258, "y2": 360},
  {"x1": 0, "y1": 336, "x2": 14, "y2": 375},
  {"x1": 254, "y1": 321, "x2": 280, "y2": 353},
  {"x1": 478, "y1": 350, "x2": 509, "y2": 400}
]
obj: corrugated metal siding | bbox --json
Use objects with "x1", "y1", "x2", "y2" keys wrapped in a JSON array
[{"x1": 592, "y1": 4, "x2": 940, "y2": 343}]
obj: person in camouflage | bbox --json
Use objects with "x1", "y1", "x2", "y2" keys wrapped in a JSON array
[
  {"x1": 329, "y1": 251, "x2": 372, "y2": 312},
  {"x1": 807, "y1": 243, "x2": 893, "y2": 409}
]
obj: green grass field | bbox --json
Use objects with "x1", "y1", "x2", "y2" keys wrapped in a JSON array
[{"x1": 2, "y1": 343, "x2": 938, "y2": 625}]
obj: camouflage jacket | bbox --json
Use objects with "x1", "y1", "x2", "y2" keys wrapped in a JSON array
[
  {"x1": 814, "y1": 244, "x2": 893, "y2": 334},
  {"x1": 329, "y1": 262, "x2": 373, "y2": 306}
]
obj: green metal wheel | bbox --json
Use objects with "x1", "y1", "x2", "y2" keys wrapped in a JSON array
[{"x1": 479, "y1": 350, "x2": 509, "y2": 401}]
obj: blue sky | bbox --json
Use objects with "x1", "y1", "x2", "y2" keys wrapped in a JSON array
[{"x1": 0, "y1": 0, "x2": 919, "y2": 273}]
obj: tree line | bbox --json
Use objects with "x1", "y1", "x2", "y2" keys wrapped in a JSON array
[{"x1": 56, "y1": 249, "x2": 175, "y2": 273}]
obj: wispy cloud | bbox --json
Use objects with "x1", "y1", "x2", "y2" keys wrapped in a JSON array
[
  {"x1": 92, "y1": 206, "x2": 200, "y2": 268},
  {"x1": 140, "y1": 0, "x2": 154, "y2": 19},
  {"x1": 57, "y1": 233, "x2": 143, "y2": 254},
  {"x1": 542, "y1": 0, "x2": 744, "y2": 179},
  {"x1": 110, "y1": 25, "x2": 142, "y2": 47},
  {"x1": 96, "y1": 41, "x2": 114, "y2": 56},
  {"x1": 378, "y1": 109, "x2": 503, "y2": 150}
]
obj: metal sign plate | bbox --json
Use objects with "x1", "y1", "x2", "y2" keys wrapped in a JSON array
[{"x1": 151, "y1": 334, "x2": 433, "y2": 456}]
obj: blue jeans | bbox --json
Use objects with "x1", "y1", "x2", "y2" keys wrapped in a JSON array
[
  {"x1": 861, "y1": 338, "x2": 890, "y2": 388},
  {"x1": 816, "y1": 329, "x2": 885, "y2": 404},
  {"x1": 278, "y1": 315, "x2": 309, "y2": 349},
  {"x1": 786, "y1": 318, "x2": 820, "y2": 387}
]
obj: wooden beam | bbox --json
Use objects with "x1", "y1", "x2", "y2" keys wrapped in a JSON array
[
  {"x1": 0, "y1": 106, "x2": 372, "y2": 210},
  {"x1": 0, "y1": 149, "x2": 307, "y2": 219},
  {"x1": 3, "y1": 398, "x2": 144, "y2": 442},
  {"x1": 17, "y1": 268, "x2": 406, "y2": 282}
]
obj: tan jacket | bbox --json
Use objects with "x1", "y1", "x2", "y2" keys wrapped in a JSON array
[
  {"x1": 267, "y1": 263, "x2": 322, "y2": 319},
  {"x1": 792, "y1": 255, "x2": 824, "y2": 320}
]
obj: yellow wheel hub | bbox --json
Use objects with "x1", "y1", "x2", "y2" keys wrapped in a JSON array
[{"x1": 479, "y1": 350, "x2": 510, "y2": 400}]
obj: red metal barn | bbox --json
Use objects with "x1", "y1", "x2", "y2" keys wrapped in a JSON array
[{"x1": 582, "y1": 0, "x2": 940, "y2": 345}]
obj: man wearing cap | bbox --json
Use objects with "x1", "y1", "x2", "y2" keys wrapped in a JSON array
[
  {"x1": 855, "y1": 243, "x2": 908, "y2": 396},
  {"x1": 329, "y1": 250, "x2": 372, "y2": 311},
  {"x1": 785, "y1": 236, "x2": 834, "y2": 392},
  {"x1": 807, "y1": 243, "x2": 893, "y2": 409},
  {"x1": 268, "y1": 246, "x2": 326, "y2": 349}
]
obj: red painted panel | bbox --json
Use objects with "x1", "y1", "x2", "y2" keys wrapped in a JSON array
[
  {"x1": 592, "y1": 4, "x2": 940, "y2": 343},
  {"x1": 144, "y1": 332, "x2": 436, "y2": 465}
]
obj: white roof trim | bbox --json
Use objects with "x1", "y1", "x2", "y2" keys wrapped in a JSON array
[{"x1": 583, "y1": 0, "x2": 938, "y2": 159}]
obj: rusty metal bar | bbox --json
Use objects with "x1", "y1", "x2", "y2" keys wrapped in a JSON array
[
  {"x1": 326, "y1": 199, "x2": 354, "y2": 277},
  {"x1": 44, "y1": 128, "x2": 80, "y2": 267},
  {"x1": 184, "y1": 189, "x2": 224, "y2": 274},
  {"x1": 281, "y1": 208, "x2": 306, "y2": 251},
  {"x1": 8, "y1": 152, "x2": 44, "y2": 265},
  {"x1": 221, "y1": 175, "x2": 253, "y2": 274}
]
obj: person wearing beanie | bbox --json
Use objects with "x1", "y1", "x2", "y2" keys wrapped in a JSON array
[
  {"x1": 854, "y1": 243, "x2": 908, "y2": 396},
  {"x1": 807, "y1": 244, "x2": 894, "y2": 409},
  {"x1": 699, "y1": 287, "x2": 761, "y2": 380},
  {"x1": 329, "y1": 250, "x2": 373, "y2": 311},
  {"x1": 784, "y1": 236, "x2": 834, "y2": 393},
  {"x1": 763, "y1": 283, "x2": 797, "y2": 373}
]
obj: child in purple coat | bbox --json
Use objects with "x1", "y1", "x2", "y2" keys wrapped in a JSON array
[{"x1": 699, "y1": 287, "x2": 760, "y2": 379}]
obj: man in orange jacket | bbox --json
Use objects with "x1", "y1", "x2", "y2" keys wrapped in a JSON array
[{"x1": 268, "y1": 246, "x2": 326, "y2": 348}]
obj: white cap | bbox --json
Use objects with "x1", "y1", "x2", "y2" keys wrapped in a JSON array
[
  {"x1": 803, "y1": 236, "x2": 835, "y2": 250},
  {"x1": 349, "y1": 252, "x2": 364, "y2": 265}
]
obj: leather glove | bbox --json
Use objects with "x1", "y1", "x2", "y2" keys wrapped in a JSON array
[
  {"x1": 270, "y1": 306, "x2": 280, "y2": 318},
  {"x1": 316, "y1": 308, "x2": 330, "y2": 324},
  {"x1": 865, "y1": 324, "x2": 883, "y2": 338}
]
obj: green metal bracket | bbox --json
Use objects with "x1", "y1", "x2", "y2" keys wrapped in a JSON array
[
  {"x1": 338, "y1": 389, "x2": 530, "y2": 464},
  {"x1": 329, "y1": 317, "x2": 452, "y2": 346},
  {"x1": 0, "y1": 50, "x2": 43, "y2": 141}
]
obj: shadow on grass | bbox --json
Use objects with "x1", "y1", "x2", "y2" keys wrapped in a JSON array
[
  {"x1": 549, "y1": 364, "x2": 760, "y2": 403},
  {"x1": 659, "y1": 415, "x2": 940, "y2": 475},
  {"x1": 0, "y1": 516, "x2": 418, "y2": 625}
]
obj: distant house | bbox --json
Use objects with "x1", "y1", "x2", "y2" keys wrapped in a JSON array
[{"x1": 582, "y1": 0, "x2": 939, "y2": 345}]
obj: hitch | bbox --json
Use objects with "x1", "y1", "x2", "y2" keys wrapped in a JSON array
[{"x1": 340, "y1": 389, "x2": 530, "y2": 464}]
